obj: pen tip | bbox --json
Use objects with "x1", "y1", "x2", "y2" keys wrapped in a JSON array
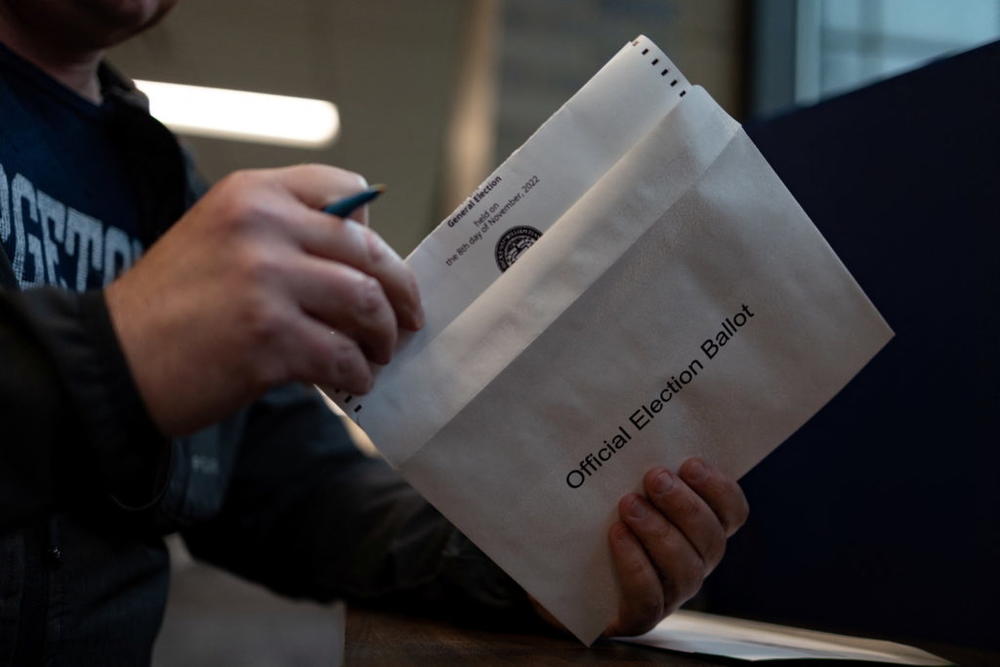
[{"x1": 370, "y1": 183, "x2": 387, "y2": 193}]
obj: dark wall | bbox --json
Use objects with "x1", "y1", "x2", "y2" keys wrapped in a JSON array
[{"x1": 706, "y1": 41, "x2": 1000, "y2": 649}]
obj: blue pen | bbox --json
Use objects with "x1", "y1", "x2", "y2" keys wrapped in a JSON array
[{"x1": 322, "y1": 184, "x2": 386, "y2": 218}]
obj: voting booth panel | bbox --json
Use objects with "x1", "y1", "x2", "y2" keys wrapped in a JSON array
[{"x1": 705, "y1": 41, "x2": 1000, "y2": 649}]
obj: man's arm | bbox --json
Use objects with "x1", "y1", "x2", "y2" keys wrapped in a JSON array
[
  {"x1": 2, "y1": 162, "x2": 420, "y2": 529},
  {"x1": 180, "y1": 383, "x2": 532, "y2": 621},
  {"x1": 0, "y1": 284, "x2": 169, "y2": 527}
]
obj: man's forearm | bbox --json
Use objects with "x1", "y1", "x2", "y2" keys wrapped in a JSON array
[{"x1": 0, "y1": 286, "x2": 169, "y2": 526}]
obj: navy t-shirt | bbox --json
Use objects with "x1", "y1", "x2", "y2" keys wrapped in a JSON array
[{"x1": 0, "y1": 42, "x2": 154, "y2": 291}]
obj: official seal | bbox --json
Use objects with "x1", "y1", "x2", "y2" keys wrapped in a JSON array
[{"x1": 494, "y1": 225, "x2": 542, "y2": 272}]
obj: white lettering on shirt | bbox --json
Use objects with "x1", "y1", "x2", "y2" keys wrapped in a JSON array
[{"x1": 0, "y1": 161, "x2": 141, "y2": 290}]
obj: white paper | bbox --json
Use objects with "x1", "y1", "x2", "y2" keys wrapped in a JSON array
[
  {"x1": 618, "y1": 611, "x2": 951, "y2": 665},
  {"x1": 321, "y1": 36, "x2": 893, "y2": 644},
  {"x1": 324, "y1": 35, "x2": 688, "y2": 446}
]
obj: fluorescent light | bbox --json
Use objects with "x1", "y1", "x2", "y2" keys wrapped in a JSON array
[{"x1": 134, "y1": 80, "x2": 340, "y2": 149}]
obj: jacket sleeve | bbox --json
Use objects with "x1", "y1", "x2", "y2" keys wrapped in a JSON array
[
  {"x1": 180, "y1": 383, "x2": 533, "y2": 623},
  {"x1": 0, "y1": 284, "x2": 170, "y2": 528}
]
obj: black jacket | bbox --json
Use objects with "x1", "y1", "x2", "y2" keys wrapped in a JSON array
[{"x1": 0, "y1": 59, "x2": 527, "y2": 666}]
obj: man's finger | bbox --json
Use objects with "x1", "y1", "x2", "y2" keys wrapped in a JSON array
[
  {"x1": 286, "y1": 320, "x2": 373, "y2": 394},
  {"x1": 677, "y1": 458, "x2": 750, "y2": 537},
  {"x1": 643, "y1": 467, "x2": 727, "y2": 572},
  {"x1": 618, "y1": 494, "x2": 705, "y2": 609},
  {"x1": 605, "y1": 521, "x2": 664, "y2": 637},
  {"x1": 288, "y1": 210, "x2": 423, "y2": 331},
  {"x1": 273, "y1": 163, "x2": 370, "y2": 224},
  {"x1": 286, "y1": 256, "x2": 398, "y2": 365}
]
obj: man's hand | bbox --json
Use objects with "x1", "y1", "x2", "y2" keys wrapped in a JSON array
[
  {"x1": 532, "y1": 458, "x2": 748, "y2": 637},
  {"x1": 605, "y1": 458, "x2": 748, "y2": 636},
  {"x1": 105, "y1": 165, "x2": 423, "y2": 436}
]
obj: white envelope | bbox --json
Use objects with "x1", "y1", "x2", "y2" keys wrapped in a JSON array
[{"x1": 324, "y1": 36, "x2": 892, "y2": 644}]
